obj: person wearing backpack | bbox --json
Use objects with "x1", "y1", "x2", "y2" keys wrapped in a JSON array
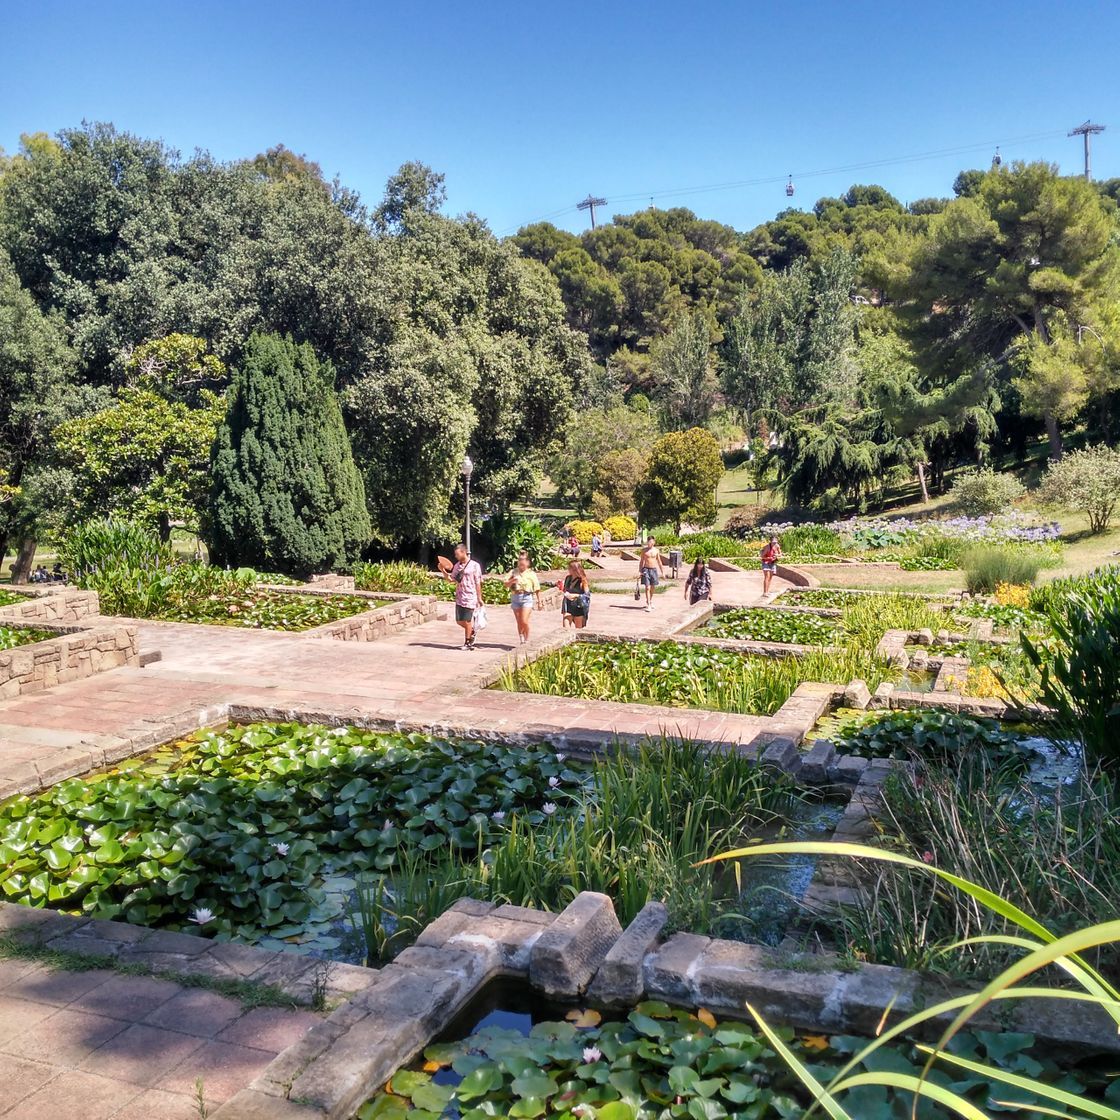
[{"x1": 760, "y1": 534, "x2": 782, "y2": 596}]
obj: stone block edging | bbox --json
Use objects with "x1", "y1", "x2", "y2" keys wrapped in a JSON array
[
  {"x1": 212, "y1": 890, "x2": 1120, "y2": 1119},
  {"x1": 0, "y1": 586, "x2": 99, "y2": 624},
  {"x1": 302, "y1": 595, "x2": 441, "y2": 643},
  {"x1": 0, "y1": 619, "x2": 139, "y2": 701}
]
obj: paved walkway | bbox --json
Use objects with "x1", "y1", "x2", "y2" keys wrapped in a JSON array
[{"x1": 0, "y1": 958, "x2": 319, "y2": 1119}]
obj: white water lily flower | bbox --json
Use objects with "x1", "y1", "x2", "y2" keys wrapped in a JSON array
[
  {"x1": 491, "y1": 810, "x2": 506, "y2": 822},
  {"x1": 555, "y1": 753, "x2": 566, "y2": 763},
  {"x1": 542, "y1": 802, "x2": 557, "y2": 816},
  {"x1": 548, "y1": 776, "x2": 560, "y2": 788},
  {"x1": 382, "y1": 819, "x2": 393, "y2": 831},
  {"x1": 582, "y1": 1046, "x2": 602, "y2": 1064},
  {"x1": 273, "y1": 842, "x2": 290, "y2": 856},
  {"x1": 190, "y1": 907, "x2": 215, "y2": 925}
]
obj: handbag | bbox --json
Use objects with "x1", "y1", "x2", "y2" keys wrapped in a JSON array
[
  {"x1": 633, "y1": 579, "x2": 641, "y2": 601},
  {"x1": 473, "y1": 605, "x2": 489, "y2": 630},
  {"x1": 579, "y1": 592, "x2": 591, "y2": 612}
]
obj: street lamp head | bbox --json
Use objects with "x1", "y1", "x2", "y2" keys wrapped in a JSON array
[{"x1": 460, "y1": 454, "x2": 473, "y2": 479}]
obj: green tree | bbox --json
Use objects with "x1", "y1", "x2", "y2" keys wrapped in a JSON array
[
  {"x1": 548, "y1": 405, "x2": 657, "y2": 512},
  {"x1": 0, "y1": 251, "x2": 79, "y2": 569},
  {"x1": 905, "y1": 162, "x2": 1120, "y2": 457},
  {"x1": 53, "y1": 389, "x2": 221, "y2": 540},
  {"x1": 650, "y1": 311, "x2": 719, "y2": 430},
  {"x1": 635, "y1": 427, "x2": 724, "y2": 533},
  {"x1": 125, "y1": 333, "x2": 227, "y2": 406},
  {"x1": 1038, "y1": 444, "x2": 1120, "y2": 534},
  {"x1": 209, "y1": 333, "x2": 371, "y2": 572},
  {"x1": 721, "y1": 248, "x2": 859, "y2": 417},
  {"x1": 346, "y1": 202, "x2": 592, "y2": 548}
]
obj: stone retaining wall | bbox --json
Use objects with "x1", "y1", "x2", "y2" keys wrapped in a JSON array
[
  {"x1": 303, "y1": 595, "x2": 442, "y2": 642},
  {"x1": 0, "y1": 587, "x2": 99, "y2": 624},
  {"x1": 0, "y1": 620, "x2": 139, "y2": 700}
]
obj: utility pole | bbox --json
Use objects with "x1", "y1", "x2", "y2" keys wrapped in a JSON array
[
  {"x1": 576, "y1": 194, "x2": 607, "y2": 229},
  {"x1": 1068, "y1": 121, "x2": 1105, "y2": 180}
]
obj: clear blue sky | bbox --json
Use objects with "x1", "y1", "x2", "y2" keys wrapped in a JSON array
[{"x1": 4, "y1": 0, "x2": 1118, "y2": 236}]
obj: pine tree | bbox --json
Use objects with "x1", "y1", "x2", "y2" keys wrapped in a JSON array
[{"x1": 208, "y1": 333, "x2": 371, "y2": 573}]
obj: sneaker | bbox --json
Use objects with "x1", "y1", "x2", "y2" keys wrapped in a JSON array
[
  {"x1": 645, "y1": 605, "x2": 652, "y2": 612},
  {"x1": 460, "y1": 643, "x2": 471, "y2": 651}
]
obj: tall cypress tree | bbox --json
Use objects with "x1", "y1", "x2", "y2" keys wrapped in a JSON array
[{"x1": 208, "y1": 333, "x2": 371, "y2": 573}]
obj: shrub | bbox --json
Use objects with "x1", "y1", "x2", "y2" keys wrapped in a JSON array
[
  {"x1": 723, "y1": 504, "x2": 767, "y2": 538},
  {"x1": 491, "y1": 516, "x2": 554, "y2": 571},
  {"x1": 994, "y1": 581, "x2": 1031, "y2": 608},
  {"x1": 59, "y1": 520, "x2": 176, "y2": 616},
  {"x1": 601, "y1": 514, "x2": 637, "y2": 541},
  {"x1": 566, "y1": 519, "x2": 603, "y2": 544},
  {"x1": 209, "y1": 332, "x2": 371, "y2": 574},
  {"x1": 951, "y1": 467, "x2": 1025, "y2": 515},
  {"x1": 1038, "y1": 443, "x2": 1120, "y2": 534},
  {"x1": 1023, "y1": 566, "x2": 1120, "y2": 768},
  {"x1": 962, "y1": 544, "x2": 1046, "y2": 593}
]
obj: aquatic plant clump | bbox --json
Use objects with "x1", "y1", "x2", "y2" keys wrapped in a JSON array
[
  {"x1": 501, "y1": 640, "x2": 895, "y2": 716},
  {"x1": 0, "y1": 589, "x2": 30, "y2": 608},
  {"x1": 0, "y1": 723, "x2": 582, "y2": 942},
  {"x1": 823, "y1": 707, "x2": 1035, "y2": 767},
  {"x1": 703, "y1": 607, "x2": 842, "y2": 645},
  {"x1": 361, "y1": 1000, "x2": 1112, "y2": 1120}
]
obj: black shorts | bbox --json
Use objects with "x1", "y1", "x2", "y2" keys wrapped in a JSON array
[{"x1": 455, "y1": 605, "x2": 474, "y2": 623}]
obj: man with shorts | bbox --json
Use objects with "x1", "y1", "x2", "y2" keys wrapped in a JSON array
[
  {"x1": 445, "y1": 543, "x2": 483, "y2": 650},
  {"x1": 760, "y1": 534, "x2": 782, "y2": 596},
  {"x1": 638, "y1": 536, "x2": 664, "y2": 612}
]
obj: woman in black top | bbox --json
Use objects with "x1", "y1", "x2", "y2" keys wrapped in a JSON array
[
  {"x1": 560, "y1": 560, "x2": 591, "y2": 629},
  {"x1": 684, "y1": 558, "x2": 712, "y2": 605}
]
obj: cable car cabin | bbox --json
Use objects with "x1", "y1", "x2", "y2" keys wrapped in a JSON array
[{"x1": 785, "y1": 176, "x2": 795, "y2": 197}]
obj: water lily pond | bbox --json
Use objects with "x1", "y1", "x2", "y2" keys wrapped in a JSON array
[
  {"x1": 498, "y1": 640, "x2": 897, "y2": 716},
  {"x1": 0, "y1": 724, "x2": 836, "y2": 962},
  {"x1": 153, "y1": 588, "x2": 389, "y2": 631},
  {"x1": 0, "y1": 723, "x2": 582, "y2": 958},
  {"x1": 358, "y1": 995, "x2": 1115, "y2": 1120},
  {"x1": 699, "y1": 608, "x2": 843, "y2": 646}
]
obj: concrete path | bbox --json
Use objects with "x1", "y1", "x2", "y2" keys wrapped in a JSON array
[{"x1": 0, "y1": 958, "x2": 319, "y2": 1119}]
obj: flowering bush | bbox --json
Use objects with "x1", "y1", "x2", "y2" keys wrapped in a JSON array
[
  {"x1": 601, "y1": 514, "x2": 637, "y2": 541},
  {"x1": 994, "y1": 581, "x2": 1032, "y2": 608},
  {"x1": 566, "y1": 519, "x2": 603, "y2": 544}
]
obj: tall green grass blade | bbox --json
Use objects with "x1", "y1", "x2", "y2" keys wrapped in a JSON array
[{"x1": 914, "y1": 1045, "x2": 1120, "y2": 1120}]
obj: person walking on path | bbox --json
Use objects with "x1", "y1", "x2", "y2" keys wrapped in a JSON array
[
  {"x1": 505, "y1": 550, "x2": 543, "y2": 644},
  {"x1": 590, "y1": 531, "x2": 603, "y2": 558},
  {"x1": 760, "y1": 534, "x2": 782, "y2": 596},
  {"x1": 684, "y1": 558, "x2": 712, "y2": 605},
  {"x1": 560, "y1": 559, "x2": 591, "y2": 629},
  {"x1": 638, "y1": 536, "x2": 664, "y2": 611},
  {"x1": 444, "y1": 543, "x2": 483, "y2": 650}
]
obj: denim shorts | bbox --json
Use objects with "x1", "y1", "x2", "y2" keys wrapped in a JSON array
[
  {"x1": 454, "y1": 604, "x2": 475, "y2": 622},
  {"x1": 640, "y1": 567, "x2": 659, "y2": 587},
  {"x1": 510, "y1": 592, "x2": 535, "y2": 610},
  {"x1": 761, "y1": 561, "x2": 777, "y2": 573}
]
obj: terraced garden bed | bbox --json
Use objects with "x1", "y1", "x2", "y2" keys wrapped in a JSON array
[
  {"x1": 0, "y1": 589, "x2": 31, "y2": 609},
  {"x1": 0, "y1": 624, "x2": 55, "y2": 650}
]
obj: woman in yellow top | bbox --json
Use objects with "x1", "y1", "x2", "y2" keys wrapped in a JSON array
[{"x1": 504, "y1": 550, "x2": 544, "y2": 645}]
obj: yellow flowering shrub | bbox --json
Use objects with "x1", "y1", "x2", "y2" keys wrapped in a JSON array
[
  {"x1": 994, "y1": 582, "x2": 1032, "y2": 608},
  {"x1": 567, "y1": 520, "x2": 604, "y2": 544},
  {"x1": 602, "y1": 515, "x2": 637, "y2": 541}
]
